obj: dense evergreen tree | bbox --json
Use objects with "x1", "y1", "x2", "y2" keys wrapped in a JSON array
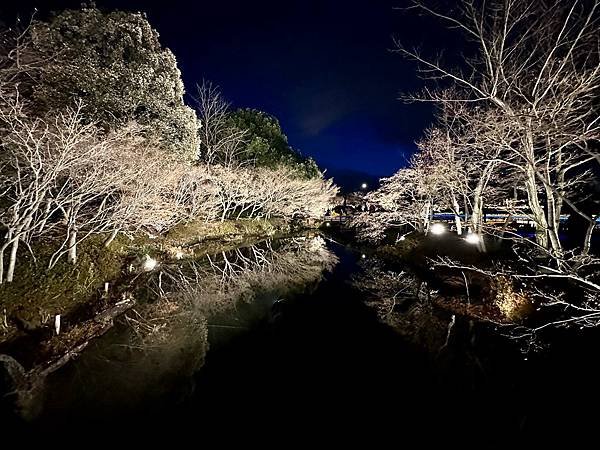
[
  {"x1": 228, "y1": 108, "x2": 320, "y2": 178},
  {"x1": 30, "y1": 7, "x2": 198, "y2": 157}
]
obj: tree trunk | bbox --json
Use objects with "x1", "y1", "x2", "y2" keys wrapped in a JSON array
[
  {"x1": 6, "y1": 238, "x2": 19, "y2": 283},
  {"x1": 422, "y1": 200, "x2": 432, "y2": 233},
  {"x1": 0, "y1": 244, "x2": 5, "y2": 285},
  {"x1": 67, "y1": 230, "x2": 77, "y2": 264},
  {"x1": 523, "y1": 126, "x2": 550, "y2": 249},
  {"x1": 470, "y1": 162, "x2": 496, "y2": 234},
  {"x1": 104, "y1": 229, "x2": 119, "y2": 248},
  {"x1": 543, "y1": 184, "x2": 562, "y2": 256},
  {"x1": 0, "y1": 230, "x2": 15, "y2": 284},
  {"x1": 471, "y1": 181, "x2": 484, "y2": 234},
  {"x1": 451, "y1": 193, "x2": 462, "y2": 235},
  {"x1": 524, "y1": 167, "x2": 549, "y2": 249},
  {"x1": 463, "y1": 195, "x2": 469, "y2": 228},
  {"x1": 583, "y1": 220, "x2": 596, "y2": 255}
]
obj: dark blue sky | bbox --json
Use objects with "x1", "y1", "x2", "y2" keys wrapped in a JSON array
[{"x1": 1, "y1": 0, "x2": 446, "y2": 179}]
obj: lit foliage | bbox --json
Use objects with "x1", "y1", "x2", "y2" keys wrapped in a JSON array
[
  {"x1": 491, "y1": 276, "x2": 532, "y2": 322},
  {"x1": 397, "y1": 0, "x2": 600, "y2": 255},
  {"x1": 0, "y1": 100, "x2": 337, "y2": 282},
  {"x1": 355, "y1": 0, "x2": 600, "y2": 338},
  {"x1": 30, "y1": 7, "x2": 198, "y2": 157}
]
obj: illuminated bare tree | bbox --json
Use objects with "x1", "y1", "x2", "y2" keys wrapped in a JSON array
[
  {"x1": 416, "y1": 101, "x2": 514, "y2": 235},
  {"x1": 353, "y1": 159, "x2": 442, "y2": 241},
  {"x1": 0, "y1": 100, "x2": 167, "y2": 277},
  {"x1": 398, "y1": 0, "x2": 600, "y2": 255},
  {"x1": 194, "y1": 80, "x2": 247, "y2": 166}
]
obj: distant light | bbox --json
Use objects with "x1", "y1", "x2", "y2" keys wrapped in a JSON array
[
  {"x1": 326, "y1": 222, "x2": 331, "y2": 227},
  {"x1": 361, "y1": 183, "x2": 368, "y2": 189},
  {"x1": 430, "y1": 223, "x2": 446, "y2": 235},
  {"x1": 361, "y1": 254, "x2": 366, "y2": 259},
  {"x1": 465, "y1": 233, "x2": 481, "y2": 245}
]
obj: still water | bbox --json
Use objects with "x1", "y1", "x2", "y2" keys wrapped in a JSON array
[{"x1": 9, "y1": 234, "x2": 600, "y2": 438}]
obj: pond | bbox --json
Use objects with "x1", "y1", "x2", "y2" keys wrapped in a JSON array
[{"x1": 6, "y1": 234, "x2": 600, "y2": 438}]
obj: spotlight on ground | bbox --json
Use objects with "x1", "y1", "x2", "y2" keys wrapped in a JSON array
[
  {"x1": 465, "y1": 233, "x2": 481, "y2": 244},
  {"x1": 430, "y1": 223, "x2": 446, "y2": 235},
  {"x1": 142, "y1": 255, "x2": 158, "y2": 272}
]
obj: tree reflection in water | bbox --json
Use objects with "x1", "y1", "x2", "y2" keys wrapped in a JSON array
[
  {"x1": 352, "y1": 257, "x2": 455, "y2": 352},
  {"x1": 36, "y1": 235, "x2": 338, "y2": 422}
]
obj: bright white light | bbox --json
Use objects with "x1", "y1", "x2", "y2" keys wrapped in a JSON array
[
  {"x1": 142, "y1": 255, "x2": 158, "y2": 272},
  {"x1": 361, "y1": 183, "x2": 368, "y2": 189},
  {"x1": 326, "y1": 222, "x2": 331, "y2": 227},
  {"x1": 430, "y1": 223, "x2": 446, "y2": 235},
  {"x1": 55, "y1": 314, "x2": 61, "y2": 335},
  {"x1": 465, "y1": 233, "x2": 481, "y2": 245},
  {"x1": 361, "y1": 254, "x2": 366, "y2": 259}
]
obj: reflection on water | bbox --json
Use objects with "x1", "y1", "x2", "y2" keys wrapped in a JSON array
[
  {"x1": 34, "y1": 234, "x2": 338, "y2": 423},
  {"x1": 12, "y1": 233, "x2": 600, "y2": 437},
  {"x1": 352, "y1": 258, "x2": 452, "y2": 351}
]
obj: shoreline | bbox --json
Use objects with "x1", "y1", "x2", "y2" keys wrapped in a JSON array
[{"x1": 0, "y1": 218, "x2": 317, "y2": 416}]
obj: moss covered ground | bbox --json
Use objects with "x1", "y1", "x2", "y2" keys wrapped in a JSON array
[{"x1": 0, "y1": 218, "x2": 291, "y2": 345}]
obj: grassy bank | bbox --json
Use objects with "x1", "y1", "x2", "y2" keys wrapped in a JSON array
[{"x1": 0, "y1": 218, "x2": 292, "y2": 348}]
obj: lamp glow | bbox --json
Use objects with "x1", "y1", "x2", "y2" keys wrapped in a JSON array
[
  {"x1": 430, "y1": 223, "x2": 446, "y2": 235},
  {"x1": 142, "y1": 255, "x2": 158, "y2": 272},
  {"x1": 465, "y1": 233, "x2": 481, "y2": 244},
  {"x1": 361, "y1": 183, "x2": 368, "y2": 189}
]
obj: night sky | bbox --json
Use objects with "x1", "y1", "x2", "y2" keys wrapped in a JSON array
[{"x1": 0, "y1": 0, "x2": 450, "y2": 181}]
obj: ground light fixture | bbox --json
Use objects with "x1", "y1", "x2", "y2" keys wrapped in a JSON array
[
  {"x1": 142, "y1": 255, "x2": 158, "y2": 271},
  {"x1": 430, "y1": 223, "x2": 446, "y2": 235},
  {"x1": 465, "y1": 233, "x2": 481, "y2": 244}
]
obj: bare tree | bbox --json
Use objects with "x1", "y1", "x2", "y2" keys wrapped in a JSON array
[
  {"x1": 416, "y1": 101, "x2": 515, "y2": 236},
  {"x1": 0, "y1": 101, "x2": 88, "y2": 280},
  {"x1": 189, "y1": 165, "x2": 338, "y2": 222},
  {"x1": 352, "y1": 160, "x2": 442, "y2": 241},
  {"x1": 0, "y1": 99, "x2": 166, "y2": 278},
  {"x1": 398, "y1": 0, "x2": 600, "y2": 255},
  {"x1": 194, "y1": 80, "x2": 248, "y2": 167}
]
